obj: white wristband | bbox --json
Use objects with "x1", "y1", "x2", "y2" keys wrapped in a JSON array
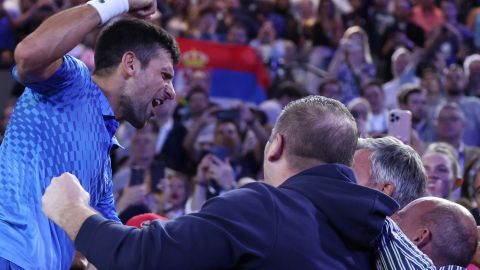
[{"x1": 87, "y1": 0, "x2": 129, "y2": 25}]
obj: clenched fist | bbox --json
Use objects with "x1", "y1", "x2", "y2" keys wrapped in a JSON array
[
  {"x1": 42, "y1": 173, "x2": 90, "y2": 227},
  {"x1": 128, "y1": 0, "x2": 156, "y2": 19}
]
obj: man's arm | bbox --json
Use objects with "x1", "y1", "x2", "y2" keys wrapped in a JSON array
[
  {"x1": 14, "y1": 5, "x2": 101, "y2": 84},
  {"x1": 14, "y1": 0, "x2": 156, "y2": 84},
  {"x1": 42, "y1": 173, "x2": 97, "y2": 241},
  {"x1": 43, "y1": 173, "x2": 277, "y2": 270}
]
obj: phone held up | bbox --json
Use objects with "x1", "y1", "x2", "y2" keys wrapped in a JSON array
[{"x1": 387, "y1": 109, "x2": 412, "y2": 145}]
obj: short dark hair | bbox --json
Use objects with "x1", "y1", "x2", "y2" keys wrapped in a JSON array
[
  {"x1": 94, "y1": 18, "x2": 180, "y2": 75},
  {"x1": 360, "y1": 80, "x2": 383, "y2": 96},
  {"x1": 186, "y1": 84, "x2": 209, "y2": 101},
  {"x1": 274, "y1": 81, "x2": 307, "y2": 100},
  {"x1": 397, "y1": 85, "x2": 424, "y2": 106},
  {"x1": 318, "y1": 77, "x2": 341, "y2": 95},
  {"x1": 272, "y1": 95, "x2": 358, "y2": 169}
]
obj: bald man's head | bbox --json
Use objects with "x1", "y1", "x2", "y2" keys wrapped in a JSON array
[{"x1": 393, "y1": 197, "x2": 477, "y2": 267}]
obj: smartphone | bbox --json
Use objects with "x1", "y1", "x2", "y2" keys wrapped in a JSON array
[
  {"x1": 129, "y1": 168, "x2": 145, "y2": 186},
  {"x1": 150, "y1": 161, "x2": 165, "y2": 193},
  {"x1": 215, "y1": 109, "x2": 240, "y2": 122},
  {"x1": 388, "y1": 109, "x2": 412, "y2": 144},
  {"x1": 209, "y1": 146, "x2": 231, "y2": 161}
]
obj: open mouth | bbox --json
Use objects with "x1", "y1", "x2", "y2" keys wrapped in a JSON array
[{"x1": 152, "y1": 98, "x2": 164, "y2": 107}]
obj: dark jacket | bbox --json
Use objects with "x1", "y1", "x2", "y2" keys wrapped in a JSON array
[{"x1": 76, "y1": 164, "x2": 398, "y2": 269}]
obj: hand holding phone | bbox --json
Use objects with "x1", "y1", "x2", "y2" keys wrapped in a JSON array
[
  {"x1": 388, "y1": 109, "x2": 412, "y2": 144},
  {"x1": 129, "y1": 168, "x2": 145, "y2": 186}
]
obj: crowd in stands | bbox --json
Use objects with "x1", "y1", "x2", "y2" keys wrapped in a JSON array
[{"x1": 2, "y1": 0, "x2": 480, "y2": 267}]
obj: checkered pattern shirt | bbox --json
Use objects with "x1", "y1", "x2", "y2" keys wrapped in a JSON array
[{"x1": 0, "y1": 55, "x2": 120, "y2": 269}]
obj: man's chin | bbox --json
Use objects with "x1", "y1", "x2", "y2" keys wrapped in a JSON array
[{"x1": 129, "y1": 118, "x2": 147, "y2": 129}]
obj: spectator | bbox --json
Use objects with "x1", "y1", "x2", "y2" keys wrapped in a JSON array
[
  {"x1": 434, "y1": 102, "x2": 480, "y2": 177},
  {"x1": 269, "y1": 0, "x2": 302, "y2": 44},
  {"x1": 422, "y1": 5, "x2": 464, "y2": 68},
  {"x1": 308, "y1": 0, "x2": 343, "y2": 49},
  {"x1": 226, "y1": 20, "x2": 249, "y2": 45},
  {"x1": 443, "y1": 64, "x2": 480, "y2": 147},
  {"x1": 353, "y1": 136, "x2": 426, "y2": 209},
  {"x1": 260, "y1": 80, "x2": 306, "y2": 125},
  {"x1": 188, "y1": 7, "x2": 220, "y2": 41},
  {"x1": 464, "y1": 54, "x2": 480, "y2": 98},
  {"x1": 317, "y1": 77, "x2": 342, "y2": 101},
  {"x1": 383, "y1": 47, "x2": 420, "y2": 109},
  {"x1": 362, "y1": 80, "x2": 389, "y2": 135},
  {"x1": 471, "y1": 171, "x2": 480, "y2": 224},
  {"x1": 440, "y1": 0, "x2": 472, "y2": 46},
  {"x1": 393, "y1": 197, "x2": 478, "y2": 268},
  {"x1": 411, "y1": 0, "x2": 445, "y2": 34},
  {"x1": 467, "y1": 6, "x2": 480, "y2": 52},
  {"x1": 463, "y1": 152, "x2": 480, "y2": 205},
  {"x1": 347, "y1": 97, "x2": 371, "y2": 138},
  {"x1": 397, "y1": 85, "x2": 436, "y2": 143},
  {"x1": 422, "y1": 142, "x2": 463, "y2": 200},
  {"x1": 187, "y1": 116, "x2": 263, "y2": 212},
  {"x1": 160, "y1": 168, "x2": 190, "y2": 219},
  {"x1": 328, "y1": 26, "x2": 376, "y2": 103},
  {"x1": 250, "y1": 20, "x2": 296, "y2": 81},
  {"x1": 418, "y1": 65, "x2": 444, "y2": 119},
  {"x1": 382, "y1": 0, "x2": 425, "y2": 60},
  {"x1": 188, "y1": 152, "x2": 237, "y2": 213},
  {"x1": 0, "y1": 0, "x2": 15, "y2": 68},
  {"x1": 303, "y1": 0, "x2": 343, "y2": 93},
  {"x1": 365, "y1": 0, "x2": 395, "y2": 56},
  {"x1": 113, "y1": 129, "x2": 166, "y2": 222}
]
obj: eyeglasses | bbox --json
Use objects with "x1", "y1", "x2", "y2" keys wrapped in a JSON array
[{"x1": 437, "y1": 116, "x2": 462, "y2": 123}]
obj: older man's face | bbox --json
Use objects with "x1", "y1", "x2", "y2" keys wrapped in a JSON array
[{"x1": 352, "y1": 149, "x2": 376, "y2": 189}]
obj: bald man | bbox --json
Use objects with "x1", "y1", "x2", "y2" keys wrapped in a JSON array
[{"x1": 393, "y1": 197, "x2": 478, "y2": 268}]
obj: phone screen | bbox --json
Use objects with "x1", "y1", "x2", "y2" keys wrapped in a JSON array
[
  {"x1": 210, "y1": 146, "x2": 231, "y2": 160},
  {"x1": 129, "y1": 168, "x2": 145, "y2": 186}
]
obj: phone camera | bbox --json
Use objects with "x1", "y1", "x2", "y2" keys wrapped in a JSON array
[{"x1": 389, "y1": 113, "x2": 400, "y2": 122}]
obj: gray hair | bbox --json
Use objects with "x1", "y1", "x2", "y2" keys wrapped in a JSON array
[{"x1": 357, "y1": 136, "x2": 426, "y2": 208}]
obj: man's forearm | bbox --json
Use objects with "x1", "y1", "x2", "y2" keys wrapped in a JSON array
[
  {"x1": 14, "y1": 5, "x2": 101, "y2": 83},
  {"x1": 57, "y1": 205, "x2": 97, "y2": 242}
]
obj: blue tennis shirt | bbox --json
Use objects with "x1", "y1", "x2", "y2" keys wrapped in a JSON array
[{"x1": 0, "y1": 55, "x2": 120, "y2": 269}]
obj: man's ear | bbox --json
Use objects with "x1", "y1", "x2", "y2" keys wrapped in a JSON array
[
  {"x1": 412, "y1": 228, "x2": 431, "y2": 249},
  {"x1": 381, "y1": 182, "x2": 395, "y2": 197},
  {"x1": 267, "y1": 133, "x2": 285, "y2": 162},
  {"x1": 120, "y1": 51, "x2": 138, "y2": 77}
]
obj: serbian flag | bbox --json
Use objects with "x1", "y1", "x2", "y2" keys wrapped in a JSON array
[{"x1": 176, "y1": 38, "x2": 270, "y2": 104}]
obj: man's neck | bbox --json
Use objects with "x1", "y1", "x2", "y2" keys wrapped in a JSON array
[
  {"x1": 427, "y1": 92, "x2": 440, "y2": 104},
  {"x1": 156, "y1": 115, "x2": 172, "y2": 128},
  {"x1": 372, "y1": 108, "x2": 384, "y2": 115},
  {"x1": 92, "y1": 73, "x2": 124, "y2": 119},
  {"x1": 442, "y1": 138, "x2": 460, "y2": 149},
  {"x1": 446, "y1": 93, "x2": 462, "y2": 103}
]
